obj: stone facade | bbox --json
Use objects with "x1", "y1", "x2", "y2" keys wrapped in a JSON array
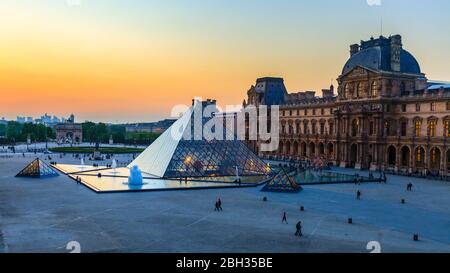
[
  {"x1": 55, "y1": 114, "x2": 82, "y2": 144},
  {"x1": 244, "y1": 35, "x2": 450, "y2": 176}
]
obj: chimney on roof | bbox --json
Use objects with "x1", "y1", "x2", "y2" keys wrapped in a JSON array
[
  {"x1": 390, "y1": 35, "x2": 402, "y2": 72},
  {"x1": 350, "y1": 44, "x2": 360, "y2": 56}
]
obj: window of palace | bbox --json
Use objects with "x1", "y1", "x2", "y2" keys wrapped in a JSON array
[
  {"x1": 329, "y1": 123, "x2": 333, "y2": 134},
  {"x1": 320, "y1": 123, "x2": 325, "y2": 135},
  {"x1": 369, "y1": 121, "x2": 374, "y2": 135},
  {"x1": 312, "y1": 123, "x2": 317, "y2": 134},
  {"x1": 430, "y1": 102, "x2": 436, "y2": 112},
  {"x1": 385, "y1": 120, "x2": 391, "y2": 136},
  {"x1": 401, "y1": 121, "x2": 408, "y2": 137},
  {"x1": 447, "y1": 101, "x2": 450, "y2": 111},
  {"x1": 344, "y1": 84, "x2": 351, "y2": 99},
  {"x1": 352, "y1": 119, "x2": 359, "y2": 137},
  {"x1": 356, "y1": 83, "x2": 364, "y2": 98},
  {"x1": 445, "y1": 120, "x2": 450, "y2": 137},
  {"x1": 313, "y1": 109, "x2": 316, "y2": 115},
  {"x1": 304, "y1": 109, "x2": 308, "y2": 116},
  {"x1": 321, "y1": 108, "x2": 325, "y2": 115},
  {"x1": 431, "y1": 148, "x2": 438, "y2": 165},
  {"x1": 416, "y1": 146, "x2": 423, "y2": 163},
  {"x1": 416, "y1": 103, "x2": 421, "y2": 112},
  {"x1": 289, "y1": 110, "x2": 292, "y2": 116},
  {"x1": 415, "y1": 120, "x2": 422, "y2": 137},
  {"x1": 401, "y1": 104, "x2": 407, "y2": 112},
  {"x1": 428, "y1": 120, "x2": 437, "y2": 137},
  {"x1": 386, "y1": 104, "x2": 391, "y2": 112},
  {"x1": 370, "y1": 81, "x2": 378, "y2": 97}
]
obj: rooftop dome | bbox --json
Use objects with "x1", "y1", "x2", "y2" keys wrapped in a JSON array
[{"x1": 342, "y1": 35, "x2": 421, "y2": 75}]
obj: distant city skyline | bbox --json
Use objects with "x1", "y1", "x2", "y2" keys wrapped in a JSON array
[{"x1": 1, "y1": 0, "x2": 449, "y2": 123}]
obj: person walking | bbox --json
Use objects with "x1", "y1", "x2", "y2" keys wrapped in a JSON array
[
  {"x1": 282, "y1": 212, "x2": 288, "y2": 224},
  {"x1": 357, "y1": 190, "x2": 361, "y2": 200},
  {"x1": 295, "y1": 221, "x2": 303, "y2": 237},
  {"x1": 217, "y1": 199, "x2": 223, "y2": 211},
  {"x1": 214, "y1": 201, "x2": 219, "y2": 212}
]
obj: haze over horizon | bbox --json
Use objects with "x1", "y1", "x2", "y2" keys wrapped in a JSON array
[{"x1": 1, "y1": 0, "x2": 449, "y2": 123}]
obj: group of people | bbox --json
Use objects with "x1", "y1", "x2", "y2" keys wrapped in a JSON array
[
  {"x1": 407, "y1": 183, "x2": 414, "y2": 191},
  {"x1": 214, "y1": 198, "x2": 223, "y2": 212}
]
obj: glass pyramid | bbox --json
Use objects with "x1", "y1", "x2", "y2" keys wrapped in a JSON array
[
  {"x1": 129, "y1": 99, "x2": 271, "y2": 178},
  {"x1": 262, "y1": 169, "x2": 302, "y2": 193},
  {"x1": 16, "y1": 158, "x2": 59, "y2": 178}
]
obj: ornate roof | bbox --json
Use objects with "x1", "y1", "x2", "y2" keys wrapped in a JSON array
[{"x1": 342, "y1": 35, "x2": 421, "y2": 75}]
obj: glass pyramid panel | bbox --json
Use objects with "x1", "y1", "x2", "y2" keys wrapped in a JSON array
[
  {"x1": 16, "y1": 159, "x2": 59, "y2": 178},
  {"x1": 262, "y1": 169, "x2": 302, "y2": 193},
  {"x1": 164, "y1": 140, "x2": 270, "y2": 178}
]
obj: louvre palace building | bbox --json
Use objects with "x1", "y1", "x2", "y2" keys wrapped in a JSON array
[{"x1": 243, "y1": 34, "x2": 450, "y2": 175}]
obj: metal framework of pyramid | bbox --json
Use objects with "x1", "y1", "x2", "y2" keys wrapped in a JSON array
[
  {"x1": 128, "y1": 100, "x2": 270, "y2": 178},
  {"x1": 261, "y1": 169, "x2": 302, "y2": 193},
  {"x1": 16, "y1": 158, "x2": 59, "y2": 178}
]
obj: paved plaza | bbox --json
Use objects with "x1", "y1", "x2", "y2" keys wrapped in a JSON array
[{"x1": 0, "y1": 154, "x2": 449, "y2": 253}]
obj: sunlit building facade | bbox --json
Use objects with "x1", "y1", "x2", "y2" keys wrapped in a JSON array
[{"x1": 244, "y1": 35, "x2": 450, "y2": 176}]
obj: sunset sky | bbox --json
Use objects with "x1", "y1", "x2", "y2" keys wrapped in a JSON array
[{"x1": 1, "y1": 0, "x2": 449, "y2": 123}]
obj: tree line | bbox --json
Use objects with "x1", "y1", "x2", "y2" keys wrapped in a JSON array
[{"x1": 0, "y1": 121, "x2": 161, "y2": 145}]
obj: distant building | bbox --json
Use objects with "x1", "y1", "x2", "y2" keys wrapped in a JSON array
[
  {"x1": 16, "y1": 116, "x2": 26, "y2": 123},
  {"x1": 126, "y1": 119, "x2": 176, "y2": 134},
  {"x1": 55, "y1": 114, "x2": 82, "y2": 144}
]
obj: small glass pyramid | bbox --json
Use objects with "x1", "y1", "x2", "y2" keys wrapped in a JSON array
[
  {"x1": 16, "y1": 158, "x2": 59, "y2": 178},
  {"x1": 262, "y1": 168, "x2": 302, "y2": 193}
]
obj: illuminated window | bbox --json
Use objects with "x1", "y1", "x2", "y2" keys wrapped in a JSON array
[
  {"x1": 445, "y1": 120, "x2": 450, "y2": 137},
  {"x1": 431, "y1": 148, "x2": 437, "y2": 164},
  {"x1": 371, "y1": 81, "x2": 378, "y2": 97},
  {"x1": 415, "y1": 120, "x2": 422, "y2": 137},
  {"x1": 416, "y1": 146, "x2": 423, "y2": 163},
  {"x1": 428, "y1": 120, "x2": 437, "y2": 137}
]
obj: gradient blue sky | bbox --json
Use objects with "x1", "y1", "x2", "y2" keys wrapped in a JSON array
[{"x1": 1, "y1": 0, "x2": 449, "y2": 123}]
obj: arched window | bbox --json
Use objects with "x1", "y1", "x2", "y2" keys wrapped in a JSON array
[
  {"x1": 428, "y1": 120, "x2": 437, "y2": 137},
  {"x1": 371, "y1": 81, "x2": 379, "y2": 97},
  {"x1": 415, "y1": 120, "x2": 422, "y2": 137},
  {"x1": 344, "y1": 84, "x2": 351, "y2": 99},
  {"x1": 357, "y1": 83, "x2": 364, "y2": 98},
  {"x1": 352, "y1": 119, "x2": 359, "y2": 137},
  {"x1": 400, "y1": 120, "x2": 408, "y2": 136}
]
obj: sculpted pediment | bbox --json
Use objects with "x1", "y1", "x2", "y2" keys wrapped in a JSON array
[{"x1": 339, "y1": 66, "x2": 379, "y2": 80}]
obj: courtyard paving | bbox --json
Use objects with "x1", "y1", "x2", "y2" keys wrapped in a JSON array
[{"x1": 0, "y1": 154, "x2": 449, "y2": 253}]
